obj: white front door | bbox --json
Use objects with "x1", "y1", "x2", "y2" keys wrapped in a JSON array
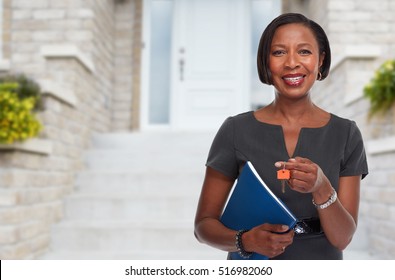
[
  {"x1": 171, "y1": 0, "x2": 250, "y2": 130},
  {"x1": 141, "y1": 0, "x2": 250, "y2": 131}
]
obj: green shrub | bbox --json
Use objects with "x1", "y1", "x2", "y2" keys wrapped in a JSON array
[
  {"x1": 0, "y1": 82, "x2": 42, "y2": 144},
  {"x1": 363, "y1": 59, "x2": 395, "y2": 117},
  {"x1": 0, "y1": 74, "x2": 42, "y2": 110}
]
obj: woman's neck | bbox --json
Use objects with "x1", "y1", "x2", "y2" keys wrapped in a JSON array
[{"x1": 255, "y1": 98, "x2": 330, "y2": 128}]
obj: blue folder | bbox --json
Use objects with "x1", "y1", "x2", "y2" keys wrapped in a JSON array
[{"x1": 220, "y1": 161, "x2": 298, "y2": 260}]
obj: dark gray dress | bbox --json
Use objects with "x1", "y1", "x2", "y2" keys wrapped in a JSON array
[{"x1": 206, "y1": 111, "x2": 368, "y2": 260}]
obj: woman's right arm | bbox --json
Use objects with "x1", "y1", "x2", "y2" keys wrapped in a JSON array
[{"x1": 194, "y1": 166, "x2": 238, "y2": 252}]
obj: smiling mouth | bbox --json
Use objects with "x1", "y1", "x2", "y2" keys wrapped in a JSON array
[{"x1": 283, "y1": 75, "x2": 305, "y2": 86}]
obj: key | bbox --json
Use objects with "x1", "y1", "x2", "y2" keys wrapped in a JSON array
[{"x1": 277, "y1": 163, "x2": 290, "y2": 193}]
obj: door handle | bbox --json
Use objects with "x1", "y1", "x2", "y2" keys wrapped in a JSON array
[
  {"x1": 179, "y1": 47, "x2": 185, "y2": 81},
  {"x1": 179, "y1": 58, "x2": 185, "y2": 81}
]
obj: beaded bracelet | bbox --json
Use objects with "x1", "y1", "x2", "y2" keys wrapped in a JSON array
[
  {"x1": 312, "y1": 188, "x2": 337, "y2": 210},
  {"x1": 235, "y1": 229, "x2": 253, "y2": 258}
]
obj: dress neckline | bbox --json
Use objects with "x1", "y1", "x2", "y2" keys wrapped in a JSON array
[
  {"x1": 249, "y1": 111, "x2": 334, "y2": 158},
  {"x1": 250, "y1": 110, "x2": 334, "y2": 130}
]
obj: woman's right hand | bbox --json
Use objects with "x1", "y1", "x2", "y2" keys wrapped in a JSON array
[{"x1": 242, "y1": 224, "x2": 294, "y2": 258}]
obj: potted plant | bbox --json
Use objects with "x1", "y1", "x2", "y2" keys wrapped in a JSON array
[
  {"x1": 363, "y1": 59, "x2": 395, "y2": 118},
  {"x1": 0, "y1": 74, "x2": 43, "y2": 144}
]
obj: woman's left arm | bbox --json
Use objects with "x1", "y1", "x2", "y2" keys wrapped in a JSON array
[
  {"x1": 281, "y1": 157, "x2": 360, "y2": 250},
  {"x1": 312, "y1": 175, "x2": 360, "y2": 250}
]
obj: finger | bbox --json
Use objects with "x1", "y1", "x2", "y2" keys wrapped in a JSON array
[
  {"x1": 287, "y1": 161, "x2": 317, "y2": 175},
  {"x1": 276, "y1": 158, "x2": 311, "y2": 169},
  {"x1": 274, "y1": 161, "x2": 287, "y2": 169},
  {"x1": 288, "y1": 177, "x2": 309, "y2": 189},
  {"x1": 274, "y1": 161, "x2": 282, "y2": 168},
  {"x1": 281, "y1": 159, "x2": 303, "y2": 171},
  {"x1": 277, "y1": 243, "x2": 289, "y2": 255},
  {"x1": 290, "y1": 168, "x2": 316, "y2": 182},
  {"x1": 293, "y1": 181, "x2": 317, "y2": 193},
  {"x1": 287, "y1": 176, "x2": 311, "y2": 192},
  {"x1": 293, "y1": 157, "x2": 313, "y2": 164},
  {"x1": 259, "y1": 224, "x2": 289, "y2": 233}
]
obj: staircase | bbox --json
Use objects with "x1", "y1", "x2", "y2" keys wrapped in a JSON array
[{"x1": 40, "y1": 131, "x2": 225, "y2": 259}]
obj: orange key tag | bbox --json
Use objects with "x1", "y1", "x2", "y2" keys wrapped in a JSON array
[
  {"x1": 277, "y1": 169, "x2": 290, "y2": 180},
  {"x1": 277, "y1": 163, "x2": 290, "y2": 193}
]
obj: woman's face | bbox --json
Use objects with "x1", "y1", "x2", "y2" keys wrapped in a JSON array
[{"x1": 269, "y1": 23, "x2": 324, "y2": 99}]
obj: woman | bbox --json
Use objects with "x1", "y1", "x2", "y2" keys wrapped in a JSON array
[{"x1": 194, "y1": 13, "x2": 368, "y2": 260}]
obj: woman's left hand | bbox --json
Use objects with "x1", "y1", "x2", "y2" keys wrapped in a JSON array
[{"x1": 275, "y1": 157, "x2": 329, "y2": 194}]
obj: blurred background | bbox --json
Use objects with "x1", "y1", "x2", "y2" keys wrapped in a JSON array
[{"x1": 0, "y1": 0, "x2": 394, "y2": 259}]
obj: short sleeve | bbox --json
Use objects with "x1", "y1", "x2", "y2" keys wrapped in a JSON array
[
  {"x1": 205, "y1": 117, "x2": 238, "y2": 179},
  {"x1": 340, "y1": 121, "x2": 368, "y2": 179}
]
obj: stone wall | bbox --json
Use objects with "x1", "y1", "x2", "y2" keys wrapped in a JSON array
[
  {"x1": 112, "y1": 0, "x2": 141, "y2": 131},
  {"x1": 286, "y1": 0, "x2": 395, "y2": 258},
  {"x1": 0, "y1": 0, "x2": 138, "y2": 259}
]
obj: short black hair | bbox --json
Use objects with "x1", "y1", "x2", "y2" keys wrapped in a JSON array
[{"x1": 257, "y1": 13, "x2": 331, "y2": 85}]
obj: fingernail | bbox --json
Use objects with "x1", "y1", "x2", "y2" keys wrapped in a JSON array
[
  {"x1": 282, "y1": 225, "x2": 289, "y2": 231},
  {"x1": 275, "y1": 162, "x2": 282, "y2": 168}
]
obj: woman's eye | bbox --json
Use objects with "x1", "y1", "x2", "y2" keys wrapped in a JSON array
[
  {"x1": 272, "y1": 50, "x2": 285, "y2": 56},
  {"x1": 299, "y1": 49, "x2": 312, "y2": 55}
]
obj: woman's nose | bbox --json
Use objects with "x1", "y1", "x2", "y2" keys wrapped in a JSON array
[{"x1": 285, "y1": 52, "x2": 300, "y2": 69}]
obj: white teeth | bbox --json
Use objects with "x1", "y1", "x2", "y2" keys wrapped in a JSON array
[{"x1": 284, "y1": 76, "x2": 303, "y2": 83}]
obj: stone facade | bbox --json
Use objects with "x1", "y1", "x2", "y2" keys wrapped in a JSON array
[
  {"x1": 0, "y1": 0, "x2": 141, "y2": 259},
  {"x1": 284, "y1": 0, "x2": 395, "y2": 258}
]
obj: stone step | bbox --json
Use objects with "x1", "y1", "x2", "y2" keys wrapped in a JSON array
[
  {"x1": 90, "y1": 132, "x2": 215, "y2": 151},
  {"x1": 84, "y1": 149, "x2": 207, "y2": 160},
  {"x1": 41, "y1": 132, "x2": 217, "y2": 260},
  {"x1": 40, "y1": 248, "x2": 226, "y2": 260},
  {"x1": 49, "y1": 220, "x2": 205, "y2": 252},
  {"x1": 62, "y1": 193, "x2": 199, "y2": 220},
  {"x1": 83, "y1": 155, "x2": 205, "y2": 172},
  {"x1": 75, "y1": 171, "x2": 205, "y2": 194},
  {"x1": 83, "y1": 139, "x2": 208, "y2": 172},
  {"x1": 343, "y1": 249, "x2": 379, "y2": 260}
]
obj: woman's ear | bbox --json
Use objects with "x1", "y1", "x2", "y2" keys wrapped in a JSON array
[{"x1": 319, "y1": 51, "x2": 326, "y2": 68}]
